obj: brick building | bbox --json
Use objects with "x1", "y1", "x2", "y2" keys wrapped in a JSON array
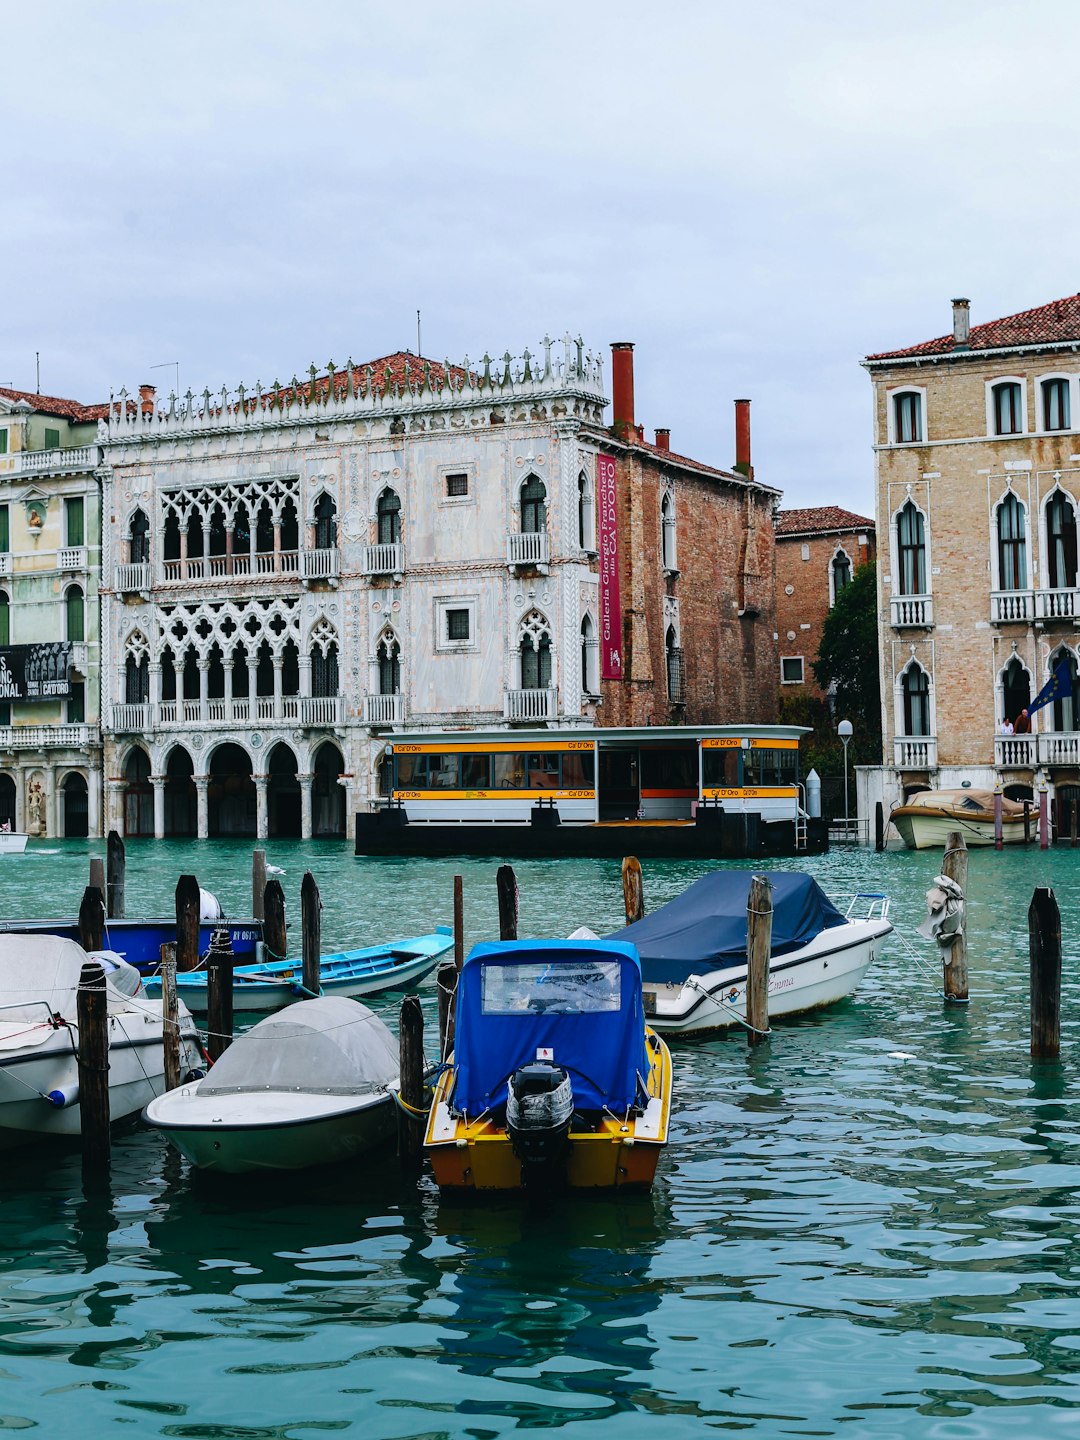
[
  {"x1": 861, "y1": 293, "x2": 1080, "y2": 829},
  {"x1": 775, "y1": 506, "x2": 875, "y2": 701}
]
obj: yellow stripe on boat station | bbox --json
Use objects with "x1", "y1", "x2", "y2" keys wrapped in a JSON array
[
  {"x1": 701, "y1": 737, "x2": 799, "y2": 750},
  {"x1": 392, "y1": 740, "x2": 595, "y2": 754}
]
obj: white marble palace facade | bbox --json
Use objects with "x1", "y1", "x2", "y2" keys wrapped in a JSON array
[{"x1": 100, "y1": 341, "x2": 608, "y2": 840}]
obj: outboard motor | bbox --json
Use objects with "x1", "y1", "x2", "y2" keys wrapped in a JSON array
[{"x1": 506, "y1": 1061, "x2": 574, "y2": 1177}]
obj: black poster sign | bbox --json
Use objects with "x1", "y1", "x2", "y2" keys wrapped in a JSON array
[{"x1": 0, "y1": 643, "x2": 73, "y2": 701}]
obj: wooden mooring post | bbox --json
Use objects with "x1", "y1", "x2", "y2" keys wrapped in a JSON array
[
  {"x1": 1030, "y1": 887, "x2": 1061, "y2": 1060},
  {"x1": 497, "y1": 864, "x2": 518, "y2": 941},
  {"x1": 175, "y1": 875, "x2": 201, "y2": 973},
  {"x1": 301, "y1": 871, "x2": 322, "y2": 998},
  {"x1": 263, "y1": 879, "x2": 287, "y2": 963},
  {"x1": 88, "y1": 856, "x2": 105, "y2": 901},
  {"x1": 78, "y1": 884, "x2": 104, "y2": 952},
  {"x1": 205, "y1": 928, "x2": 234, "y2": 1063},
  {"x1": 437, "y1": 962, "x2": 457, "y2": 1061},
  {"x1": 77, "y1": 960, "x2": 110, "y2": 1172},
  {"x1": 397, "y1": 993, "x2": 425, "y2": 1172},
  {"x1": 160, "y1": 942, "x2": 181, "y2": 1092},
  {"x1": 106, "y1": 830, "x2": 126, "y2": 919},
  {"x1": 874, "y1": 801, "x2": 885, "y2": 853},
  {"x1": 453, "y1": 874, "x2": 464, "y2": 970},
  {"x1": 622, "y1": 856, "x2": 645, "y2": 923},
  {"x1": 941, "y1": 830, "x2": 968, "y2": 1003},
  {"x1": 746, "y1": 873, "x2": 772, "y2": 1046},
  {"x1": 252, "y1": 849, "x2": 266, "y2": 921}
]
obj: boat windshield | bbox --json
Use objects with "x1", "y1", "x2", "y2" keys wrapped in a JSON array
[{"x1": 481, "y1": 960, "x2": 621, "y2": 1015}]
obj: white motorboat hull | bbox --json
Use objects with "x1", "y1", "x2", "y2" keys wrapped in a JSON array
[
  {"x1": 0, "y1": 1004, "x2": 202, "y2": 1148},
  {"x1": 0, "y1": 833, "x2": 28, "y2": 854},
  {"x1": 891, "y1": 812, "x2": 1027, "y2": 849},
  {"x1": 643, "y1": 918, "x2": 892, "y2": 1038},
  {"x1": 144, "y1": 1084, "x2": 396, "y2": 1173}
]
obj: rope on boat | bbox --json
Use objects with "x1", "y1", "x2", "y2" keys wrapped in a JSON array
[
  {"x1": 686, "y1": 978, "x2": 771, "y2": 1035},
  {"x1": 389, "y1": 1086, "x2": 431, "y2": 1118}
]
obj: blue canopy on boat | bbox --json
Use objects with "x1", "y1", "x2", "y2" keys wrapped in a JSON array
[
  {"x1": 615, "y1": 871, "x2": 847, "y2": 984},
  {"x1": 452, "y1": 939, "x2": 647, "y2": 1116}
]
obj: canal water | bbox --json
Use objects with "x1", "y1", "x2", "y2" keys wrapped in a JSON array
[{"x1": 1, "y1": 837, "x2": 1079, "y2": 1437}]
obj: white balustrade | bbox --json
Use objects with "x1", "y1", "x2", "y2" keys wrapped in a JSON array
[
  {"x1": 991, "y1": 589, "x2": 1034, "y2": 623},
  {"x1": 303, "y1": 548, "x2": 340, "y2": 580},
  {"x1": 0, "y1": 723, "x2": 99, "y2": 748},
  {"x1": 157, "y1": 700, "x2": 177, "y2": 724},
  {"x1": 302, "y1": 695, "x2": 344, "y2": 726},
  {"x1": 1035, "y1": 587, "x2": 1080, "y2": 621},
  {"x1": 11, "y1": 445, "x2": 98, "y2": 475},
  {"x1": 505, "y1": 687, "x2": 558, "y2": 722},
  {"x1": 507, "y1": 531, "x2": 550, "y2": 568},
  {"x1": 893, "y1": 735, "x2": 938, "y2": 769},
  {"x1": 111, "y1": 704, "x2": 150, "y2": 732},
  {"x1": 361, "y1": 543, "x2": 404, "y2": 577},
  {"x1": 57, "y1": 547, "x2": 87, "y2": 572},
  {"x1": 0, "y1": 553, "x2": 11, "y2": 576},
  {"x1": 115, "y1": 562, "x2": 151, "y2": 592},
  {"x1": 364, "y1": 693, "x2": 402, "y2": 727},
  {"x1": 890, "y1": 594, "x2": 933, "y2": 628},
  {"x1": 995, "y1": 735, "x2": 1035, "y2": 768},
  {"x1": 1039, "y1": 732, "x2": 1080, "y2": 766}
]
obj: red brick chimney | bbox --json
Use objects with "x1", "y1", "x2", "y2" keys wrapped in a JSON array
[
  {"x1": 138, "y1": 383, "x2": 156, "y2": 417},
  {"x1": 734, "y1": 398, "x2": 752, "y2": 478},
  {"x1": 611, "y1": 342, "x2": 635, "y2": 439},
  {"x1": 655, "y1": 428, "x2": 670, "y2": 451}
]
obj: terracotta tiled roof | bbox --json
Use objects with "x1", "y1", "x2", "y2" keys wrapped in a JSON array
[
  {"x1": 776, "y1": 506, "x2": 874, "y2": 537},
  {"x1": 274, "y1": 352, "x2": 473, "y2": 405},
  {"x1": 866, "y1": 294, "x2": 1080, "y2": 361},
  {"x1": 0, "y1": 386, "x2": 106, "y2": 422}
]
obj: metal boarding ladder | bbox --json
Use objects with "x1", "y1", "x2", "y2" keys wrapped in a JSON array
[{"x1": 795, "y1": 784, "x2": 809, "y2": 851}]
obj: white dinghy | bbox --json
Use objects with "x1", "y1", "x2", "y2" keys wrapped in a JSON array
[
  {"x1": 0, "y1": 934, "x2": 202, "y2": 1149},
  {"x1": 612, "y1": 871, "x2": 892, "y2": 1039},
  {"x1": 143, "y1": 996, "x2": 400, "y2": 1174}
]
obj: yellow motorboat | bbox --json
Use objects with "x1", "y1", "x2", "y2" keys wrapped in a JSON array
[{"x1": 425, "y1": 938, "x2": 672, "y2": 1192}]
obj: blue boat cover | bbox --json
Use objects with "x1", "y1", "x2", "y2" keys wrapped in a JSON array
[
  {"x1": 452, "y1": 939, "x2": 647, "y2": 1116},
  {"x1": 615, "y1": 871, "x2": 847, "y2": 984}
]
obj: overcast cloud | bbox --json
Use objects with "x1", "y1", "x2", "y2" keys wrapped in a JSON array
[{"x1": 4, "y1": 0, "x2": 1079, "y2": 512}]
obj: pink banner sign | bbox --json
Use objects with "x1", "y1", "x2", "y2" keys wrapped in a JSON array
[{"x1": 597, "y1": 454, "x2": 623, "y2": 680}]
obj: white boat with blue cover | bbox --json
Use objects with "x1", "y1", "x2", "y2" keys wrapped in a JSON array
[
  {"x1": 615, "y1": 871, "x2": 892, "y2": 1038},
  {"x1": 143, "y1": 927, "x2": 454, "y2": 1015}
]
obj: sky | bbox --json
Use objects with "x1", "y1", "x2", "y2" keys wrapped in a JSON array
[{"x1": 4, "y1": 0, "x2": 1080, "y2": 513}]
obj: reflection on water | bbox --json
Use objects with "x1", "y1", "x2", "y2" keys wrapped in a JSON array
[{"x1": 0, "y1": 840, "x2": 1078, "y2": 1433}]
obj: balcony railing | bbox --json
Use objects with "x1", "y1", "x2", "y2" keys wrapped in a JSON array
[
  {"x1": 893, "y1": 736, "x2": 938, "y2": 769},
  {"x1": 890, "y1": 594, "x2": 934, "y2": 628},
  {"x1": 0, "y1": 723, "x2": 99, "y2": 749},
  {"x1": 995, "y1": 734, "x2": 1036, "y2": 769},
  {"x1": 364, "y1": 693, "x2": 403, "y2": 727},
  {"x1": 0, "y1": 553, "x2": 10, "y2": 576},
  {"x1": 1035, "y1": 586, "x2": 1080, "y2": 621},
  {"x1": 58, "y1": 547, "x2": 87, "y2": 572},
  {"x1": 991, "y1": 589, "x2": 1035, "y2": 623},
  {"x1": 506, "y1": 687, "x2": 558, "y2": 723},
  {"x1": 2, "y1": 444, "x2": 99, "y2": 476},
  {"x1": 160, "y1": 551, "x2": 301, "y2": 584},
  {"x1": 115, "y1": 562, "x2": 152, "y2": 592},
  {"x1": 302, "y1": 695, "x2": 344, "y2": 726},
  {"x1": 507, "y1": 531, "x2": 550, "y2": 569},
  {"x1": 1039, "y1": 731, "x2": 1080, "y2": 767},
  {"x1": 303, "y1": 548, "x2": 340, "y2": 581},
  {"x1": 361, "y1": 543, "x2": 404, "y2": 578},
  {"x1": 111, "y1": 704, "x2": 150, "y2": 732}
]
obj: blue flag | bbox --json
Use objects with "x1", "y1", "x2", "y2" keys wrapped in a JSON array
[{"x1": 1029, "y1": 659, "x2": 1074, "y2": 716}]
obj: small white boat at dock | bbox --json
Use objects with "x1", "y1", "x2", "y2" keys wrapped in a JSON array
[
  {"x1": 143, "y1": 996, "x2": 400, "y2": 1174},
  {"x1": 0, "y1": 831, "x2": 28, "y2": 854}
]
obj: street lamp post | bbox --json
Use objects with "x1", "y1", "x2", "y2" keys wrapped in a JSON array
[{"x1": 838, "y1": 719, "x2": 853, "y2": 844}]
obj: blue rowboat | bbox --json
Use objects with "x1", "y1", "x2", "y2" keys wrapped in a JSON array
[
  {"x1": 0, "y1": 917, "x2": 263, "y2": 975},
  {"x1": 143, "y1": 926, "x2": 454, "y2": 1015}
]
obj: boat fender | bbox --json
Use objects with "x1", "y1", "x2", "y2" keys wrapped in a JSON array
[
  {"x1": 183, "y1": 1068, "x2": 206, "y2": 1084},
  {"x1": 199, "y1": 889, "x2": 223, "y2": 921},
  {"x1": 46, "y1": 1084, "x2": 79, "y2": 1108}
]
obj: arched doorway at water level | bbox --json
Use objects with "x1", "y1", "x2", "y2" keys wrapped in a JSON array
[
  {"x1": 0, "y1": 774, "x2": 15, "y2": 831},
  {"x1": 313, "y1": 741, "x2": 346, "y2": 836},
  {"x1": 209, "y1": 743, "x2": 255, "y2": 837},
  {"x1": 267, "y1": 743, "x2": 300, "y2": 838},
  {"x1": 124, "y1": 747, "x2": 153, "y2": 837},
  {"x1": 62, "y1": 772, "x2": 89, "y2": 839}
]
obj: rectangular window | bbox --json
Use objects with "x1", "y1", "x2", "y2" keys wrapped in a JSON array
[
  {"x1": 481, "y1": 959, "x2": 621, "y2": 1016},
  {"x1": 0, "y1": 506, "x2": 9, "y2": 554},
  {"x1": 68, "y1": 682, "x2": 85, "y2": 724},
  {"x1": 743, "y1": 746, "x2": 799, "y2": 786},
  {"x1": 702, "y1": 747, "x2": 740, "y2": 787},
  {"x1": 0, "y1": 430, "x2": 7, "y2": 455},
  {"x1": 460, "y1": 752, "x2": 491, "y2": 789},
  {"x1": 993, "y1": 382, "x2": 1023, "y2": 436},
  {"x1": 446, "y1": 608, "x2": 470, "y2": 642},
  {"x1": 44, "y1": 428, "x2": 60, "y2": 450},
  {"x1": 781, "y1": 656, "x2": 805, "y2": 684},
  {"x1": 446, "y1": 473, "x2": 469, "y2": 497},
  {"x1": 65, "y1": 497, "x2": 84, "y2": 548},
  {"x1": 1043, "y1": 378, "x2": 1071, "y2": 432},
  {"x1": 492, "y1": 753, "x2": 528, "y2": 789},
  {"x1": 894, "y1": 392, "x2": 923, "y2": 444},
  {"x1": 561, "y1": 751, "x2": 596, "y2": 788}
]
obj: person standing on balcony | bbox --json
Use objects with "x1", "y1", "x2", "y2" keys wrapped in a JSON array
[{"x1": 1013, "y1": 708, "x2": 1031, "y2": 734}]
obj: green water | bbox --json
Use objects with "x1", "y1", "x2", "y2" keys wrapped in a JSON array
[{"x1": 1, "y1": 837, "x2": 1079, "y2": 1437}]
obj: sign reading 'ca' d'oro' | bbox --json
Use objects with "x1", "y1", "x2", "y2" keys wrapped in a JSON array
[{"x1": 0, "y1": 644, "x2": 73, "y2": 701}]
